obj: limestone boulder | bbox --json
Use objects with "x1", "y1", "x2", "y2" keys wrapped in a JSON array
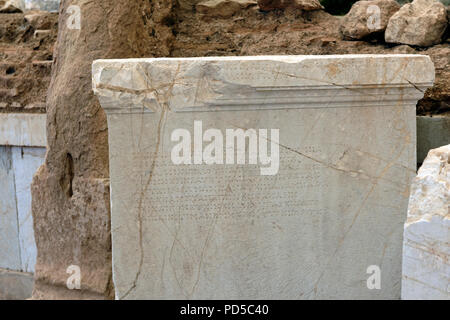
[
  {"x1": 0, "y1": 0, "x2": 25, "y2": 13},
  {"x1": 257, "y1": 0, "x2": 323, "y2": 11},
  {"x1": 402, "y1": 145, "x2": 450, "y2": 300},
  {"x1": 24, "y1": 11, "x2": 55, "y2": 30},
  {"x1": 93, "y1": 55, "x2": 434, "y2": 300},
  {"x1": 385, "y1": 0, "x2": 448, "y2": 47},
  {"x1": 23, "y1": 0, "x2": 60, "y2": 11},
  {"x1": 340, "y1": 0, "x2": 400, "y2": 40},
  {"x1": 196, "y1": 0, "x2": 257, "y2": 18},
  {"x1": 178, "y1": 0, "x2": 203, "y2": 10}
]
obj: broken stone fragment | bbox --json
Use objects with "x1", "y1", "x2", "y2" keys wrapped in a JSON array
[
  {"x1": 402, "y1": 144, "x2": 450, "y2": 300},
  {"x1": 196, "y1": 0, "x2": 257, "y2": 18},
  {"x1": 257, "y1": 0, "x2": 323, "y2": 11},
  {"x1": 385, "y1": 0, "x2": 448, "y2": 47},
  {"x1": 0, "y1": 0, "x2": 25, "y2": 13},
  {"x1": 340, "y1": 0, "x2": 400, "y2": 40}
]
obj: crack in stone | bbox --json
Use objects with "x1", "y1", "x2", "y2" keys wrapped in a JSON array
[
  {"x1": 119, "y1": 63, "x2": 181, "y2": 300},
  {"x1": 187, "y1": 168, "x2": 239, "y2": 299}
]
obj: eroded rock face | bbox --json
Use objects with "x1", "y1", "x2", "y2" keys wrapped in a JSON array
[
  {"x1": 385, "y1": 0, "x2": 448, "y2": 47},
  {"x1": 340, "y1": 0, "x2": 400, "y2": 40},
  {"x1": 0, "y1": 11, "x2": 57, "y2": 113},
  {"x1": 402, "y1": 145, "x2": 450, "y2": 300},
  {"x1": 196, "y1": 0, "x2": 257, "y2": 18},
  {"x1": 257, "y1": 0, "x2": 323, "y2": 11},
  {"x1": 31, "y1": 0, "x2": 176, "y2": 300},
  {"x1": 0, "y1": 0, "x2": 24, "y2": 13}
]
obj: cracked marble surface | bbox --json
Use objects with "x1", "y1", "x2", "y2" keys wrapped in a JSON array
[{"x1": 93, "y1": 55, "x2": 434, "y2": 299}]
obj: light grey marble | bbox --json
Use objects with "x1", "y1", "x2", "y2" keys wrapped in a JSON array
[
  {"x1": 93, "y1": 55, "x2": 434, "y2": 299},
  {"x1": 402, "y1": 144, "x2": 450, "y2": 300}
]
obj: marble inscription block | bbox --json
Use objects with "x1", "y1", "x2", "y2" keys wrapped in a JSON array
[{"x1": 93, "y1": 55, "x2": 434, "y2": 299}]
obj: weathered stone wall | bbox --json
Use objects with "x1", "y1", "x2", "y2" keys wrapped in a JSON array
[
  {"x1": 0, "y1": 11, "x2": 57, "y2": 113},
  {"x1": 0, "y1": 268, "x2": 34, "y2": 300},
  {"x1": 0, "y1": 9, "x2": 55, "y2": 300},
  {"x1": 24, "y1": 0, "x2": 60, "y2": 12}
]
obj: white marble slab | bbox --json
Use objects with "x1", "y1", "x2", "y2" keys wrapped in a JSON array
[
  {"x1": 0, "y1": 113, "x2": 46, "y2": 273},
  {"x1": 0, "y1": 147, "x2": 22, "y2": 271},
  {"x1": 402, "y1": 144, "x2": 450, "y2": 300},
  {"x1": 93, "y1": 55, "x2": 434, "y2": 299},
  {"x1": 12, "y1": 146, "x2": 46, "y2": 273},
  {"x1": 0, "y1": 113, "x2": 47, "y2": 147}
]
